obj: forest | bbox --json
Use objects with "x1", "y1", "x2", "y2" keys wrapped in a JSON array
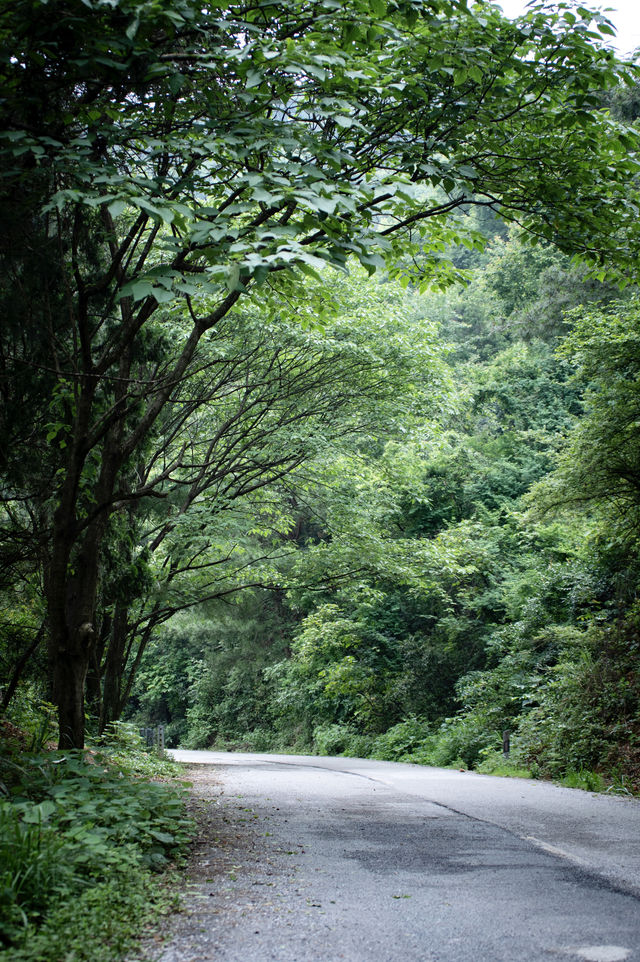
[
  {"x1": 128, "y1": 216, "x2": 640, "y2": 789},
  {"x1": 2, "y1": 0, "x2": 640, "y2": 952}
]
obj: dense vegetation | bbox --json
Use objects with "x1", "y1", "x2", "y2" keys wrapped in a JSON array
[
  {"x1": 126, "y1": 228, "x2": 640, "y2": 791},
  {"x1": 0, "y1": 709, "x2": 193, "y2": 960},
  {"x1": 3, "y1": 0, "x2": 640, "y2": 749},
  {"x1": 2, "y1": 0, "x2": 640, "y2": 951}
]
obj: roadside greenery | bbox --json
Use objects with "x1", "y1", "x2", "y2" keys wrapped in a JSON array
[
  {"x1": 0, "y1": 717, "x2": 193, "y2": 961},
  {"x1": 124, "y1": 224, "x2": 640, "y2": 795}
]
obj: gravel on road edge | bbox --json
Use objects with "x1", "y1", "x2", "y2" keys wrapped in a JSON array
[{"x1": 131, "y1": 764, "x2": 291, "y2": 962}]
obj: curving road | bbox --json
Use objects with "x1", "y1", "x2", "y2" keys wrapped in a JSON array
[{"x1": 159, "y1": 751, "x2": 640, "y2": 962}]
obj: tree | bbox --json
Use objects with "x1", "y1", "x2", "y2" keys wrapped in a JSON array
[
  {"x1": 92, "y1": 270, "x2": 443, "y2": 731},
  {"x1": 2, "y1": 0, "x2": 640, "y2": 746},
  {"x1": 537, "y1": 298, "x2": 640, "y2": 543}
]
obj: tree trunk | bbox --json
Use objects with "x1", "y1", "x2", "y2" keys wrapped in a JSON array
[
  {"x1": 51, "y1": 621, "x2": 95, "y2": 749},
  {"x1": 99, "y1": 603, "x2": 129, "y2": 734},
  {"x1": 46, "y1": 501, "x2": 106, "y2": 749},
  {"x1": 86, "y1": 612, "x2": 111, "y2": 728}
]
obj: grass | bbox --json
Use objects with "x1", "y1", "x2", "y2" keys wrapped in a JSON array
[
  {"x1": 558, "y1": 769, "x2": 608, "y2": 793},
  {"x1": 3, "y1": 866, "x2": 181, "y2": 962}
]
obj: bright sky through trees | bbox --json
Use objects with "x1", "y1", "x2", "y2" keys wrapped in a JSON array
[{"x1": 495, "y1": 0, "x2": 640, "y2": 56}]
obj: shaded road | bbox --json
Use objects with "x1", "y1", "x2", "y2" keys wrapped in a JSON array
[{"x1": 158, "y1": 751, "x2": 640, "y2": 962}]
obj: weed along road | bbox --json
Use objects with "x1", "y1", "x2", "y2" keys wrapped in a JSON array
[{"x1": 160, "y1": 752, "x2": 640, "y2": 962}]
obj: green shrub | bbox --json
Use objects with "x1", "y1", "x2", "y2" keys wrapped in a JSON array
[
  {"x1": 95, "y1": 722, "x2": 182, "y2": 781},
  {"x1": 474, "y1": 748, "x2": 531, "y2": 778},
  {"x1": 560, "y1": 769, "x2": 607, "y2": 792},
  {"x1": 514, "y1": 615, "x2": 640, "y2": 787},
  {"x1": 515, "y1": 649, "x2": 608, "y2": 777},
  {"x1": 0, "y1": 749, "x2": 193, "y2": 957},
  {"x1": 207, "y1": 728, "x2": 278, "y2": 752},
  {"x1": 340, "y1": 732, "x2": 375, "y2": 758},
  {"x1": 371, "y1": 718, "x2": 433, "y2": 761},
  {"x1": 312, "y1": 723, "x2": 354, "y2": 756},
  {"x1": 311, "y1": 724, "x2": 375, "y2": 758},
  {"x1": 2, "y1": 687, "x2": 57, "y2": 753},
  {"x1": 420, "y1": 713, "x2": 501, "y2": 769},
  {"x1": 240, "y1": 728, "x2": 277, "y2": 752}
]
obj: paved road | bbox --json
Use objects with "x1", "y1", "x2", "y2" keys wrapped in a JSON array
[{"x1": 161, "y1": 751, "x2": 640, "y2": 962}]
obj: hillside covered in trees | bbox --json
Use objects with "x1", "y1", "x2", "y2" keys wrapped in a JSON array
[
  {"x1": 2, "y1": 0, "x2": 640, "y2": 792},
  {"x1": 125, "y1": 221, "x2": 640, "y2": 789}
]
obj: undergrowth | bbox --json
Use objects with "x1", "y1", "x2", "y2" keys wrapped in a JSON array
[{"x1": 0, "y1": 720, "x2": 194, "y2": 962}]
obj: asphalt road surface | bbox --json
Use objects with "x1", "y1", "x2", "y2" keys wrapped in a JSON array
[{"x1": 157, "y1": 751, "x2": 640, "y2": 962}]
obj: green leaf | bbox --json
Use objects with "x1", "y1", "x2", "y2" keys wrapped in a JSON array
[
  {"x1": 118, "y1": 279, "x2": 154, "y2": 302},
  {"x1": 147, "y1": 829, "x2": 175, "y2": 844},
  {"x1": 253, "y1": 187, "x2": 280, "y2": 205},
  {"x1": 245, "y1": 70, "x2": 263, "y2": 88},
  {"x1": 22, "y1": 800, "x2": 57, "y2": 823},
  {"x1": 107, "y1": 199, "x2": 128, "y2": 218},
  {"x1": 226, "y1": 263, "x2": 241, "y2": 291},
  {"x1": 315, "y1": 195, "x2": 339, "y2": 215},
  {"x1": 125, "y1": 16, "x2": 139, "y2": 40}
]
